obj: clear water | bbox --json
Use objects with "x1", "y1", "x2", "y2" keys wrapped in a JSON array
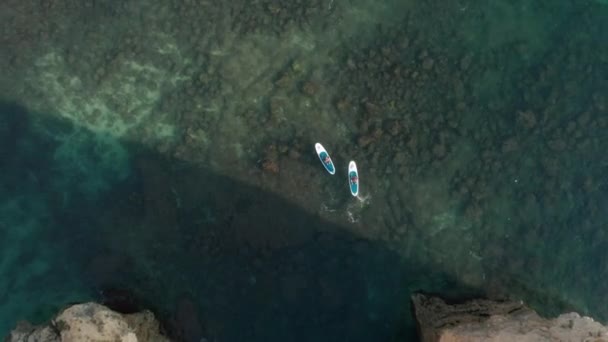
[{"x1": 1, "y1": 0, "x2": 607, "y2": 340}]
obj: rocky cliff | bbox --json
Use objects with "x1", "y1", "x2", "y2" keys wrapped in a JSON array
[
  {"x1": 9, "y1": 295, "x2": 608, "y2": 341},
  {"x1": 5, "y1": 302, "x2": 170, "y2": 342},
  {"x1": 412, "y1": 293, "x2": 608, "y2": 342}
]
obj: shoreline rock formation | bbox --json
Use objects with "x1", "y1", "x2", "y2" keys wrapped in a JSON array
[
  {"x1": 412, "y1": 293, "x2": 608, "y2": 342},
  {"x1": 8, "y1": 295, "x2": 608, "y2": 341},
  {"x1": 5, "y1": 302, "x2": 170, "y2": 342}
]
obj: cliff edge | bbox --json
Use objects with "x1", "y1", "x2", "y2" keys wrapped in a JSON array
[
  {"x1": 412, "y1": 293, "x2": 608, "y2": 342},
  {"x1": 5, "y1": 302, "x2": 170, "y2": 342}
]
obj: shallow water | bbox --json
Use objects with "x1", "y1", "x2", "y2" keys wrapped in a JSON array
[{"x1": 1, "y1": 0, "x2": 607, "y2": 340}]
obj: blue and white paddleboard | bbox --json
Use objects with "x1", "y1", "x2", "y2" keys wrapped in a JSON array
[
  {"x1": 348, "y1": 161, "x2": 359, "y2": 197},
  {"x1": 315, "y1": 143, "x2": 335, "y2": 175}
]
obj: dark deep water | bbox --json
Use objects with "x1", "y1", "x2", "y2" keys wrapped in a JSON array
[{"x1": 1, "y1": 0, "x2": 608, "y2": 340}]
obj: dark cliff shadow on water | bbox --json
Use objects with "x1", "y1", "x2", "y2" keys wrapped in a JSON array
[
  {"x1": 75, "y1": 123, "x2": 442, "y2": 341},
  {"x1": 0, "y1": 100, "x2": 566, "y2": 341}
]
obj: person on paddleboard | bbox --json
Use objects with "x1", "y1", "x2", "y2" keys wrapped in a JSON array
[
  {"x1": 315, "y1": 143, "x2": 336, "y2": 175},
  {"x1": 348, "y1": 160, "x2": 359, "y2": 196}
]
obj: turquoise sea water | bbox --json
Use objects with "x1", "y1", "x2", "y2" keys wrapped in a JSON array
[{"x1": 1, "y1": 0, "x2": 607, "y2": 340}]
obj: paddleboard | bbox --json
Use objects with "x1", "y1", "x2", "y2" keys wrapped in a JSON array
[
  {"x1": 315, "y1": 143, "x2": 335, "y2": 175},
  {"x1": 348, "y1": 160, "x2": 359, "y2": 197}
]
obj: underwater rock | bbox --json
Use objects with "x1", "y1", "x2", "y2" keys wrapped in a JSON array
[
  {"x1": 336, "y1": 98, "x2": 351, "y2": 112},
  {"x1": 301, "y1": 81, "x2": 319, "y2": 96},
  {"x1": 260, "y1": 143, "x2": 280, "y2": 174},
  {"x1": 6, "y1": 302, "x2": 170, "y2": 342},
  {"x1": 357, "y1": 134, "x2": 375, "y2": 148},
  {"x1": 384, "y1": 119, "x2": 402, "y2": 136},
  {"x1": 516, "y1": 110, "x2": 537, "y2": 129},
  {"x1": 412, "y1": 293, "x2": 608, "y2": 342}
]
